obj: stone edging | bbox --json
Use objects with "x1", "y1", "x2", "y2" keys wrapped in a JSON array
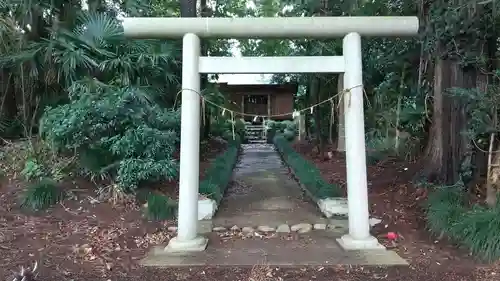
[
  {"x1": 273, "y1": 144, "x2": 349, "y2": 218},
  {"x1": 166, "y1": 219, "x2": 382, "y2": 235},
  {"x1": 166, "y1": 222, "x2": 347, "y2": 235},
  {"x1": 212, "y1": 223, "x2": 334, "y2": 234}
]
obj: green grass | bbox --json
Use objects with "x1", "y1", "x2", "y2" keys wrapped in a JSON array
[
  {"x1": 145, "y1": 193, "x2": 176, "y2": 221},
  {"x1": 21, "y1": 179, "x2": 63, "y2": 210},
  {"x1": 425, "y1": 187, "x2": 500, "y2": 262}
]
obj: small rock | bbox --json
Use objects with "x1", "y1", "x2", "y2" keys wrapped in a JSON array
[
  {"x1": 213, "y1": 226, "x2": 226, "y2": 232},
  {"x1": 167, "y1": 226, "x2": 177, "y2": 232},
  {"x1": 313, "y1": 223, "x2": 327, "y2": 230},
  {"x1": 242, "y1": 226, "x2": 254, "y2": 233},
  {"x1": 298, "y1": 226, "x2": 313, "y2": 233},
  {"x1": 291, "y1": 223, "x2": 312, "y2": 233},
  {"x1": 257, "y1": 225, "x2": 275, "y2": 232},
  {"x1": 276, "y1": 224, "x2": 291, "y2": 233},
  {"x1": 230, "y1": 225, "x2": 240, "y2": 231}
]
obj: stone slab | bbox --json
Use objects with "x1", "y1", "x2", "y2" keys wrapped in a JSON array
[
  {"x1": 141, "y1": 231, "x2": 407, "y2": 267},
  {"x1": 317, "y1": 197, "x2": 348, "y2": 217},
  {"x1": 198, "y1": 198, "x2": 217, "y2": 220}
]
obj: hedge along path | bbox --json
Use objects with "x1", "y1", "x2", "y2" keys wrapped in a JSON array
[
  {"x1": 198, "y1": 138, "x2": 241, "y2": 204},
  {"x1": 273, "y1": 135, "x2": 342, "y2": 200}
]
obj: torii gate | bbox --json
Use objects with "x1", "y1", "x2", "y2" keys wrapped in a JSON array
[{"x1": 123, "y1": 16, "x2": 419, "y2": 252}]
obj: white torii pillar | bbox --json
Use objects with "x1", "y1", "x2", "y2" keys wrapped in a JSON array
[{"x1": 123, "y1": 16, "x2": 419, "y2": 252}]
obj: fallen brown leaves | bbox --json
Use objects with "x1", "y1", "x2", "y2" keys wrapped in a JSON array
[
  {"x1": 291, "y1": 140, "x2": 494, "y2": 279},
  {"x1": 70, "y1": 220, "x2": 176, "y2": 273},
  {"x1": 248, "y1": 263, "x2": 282, "y2": 281}
]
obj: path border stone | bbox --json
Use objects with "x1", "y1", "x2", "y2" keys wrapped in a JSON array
[{"x1": 210, "y1": 222, "x2": 343, "y2": 234}]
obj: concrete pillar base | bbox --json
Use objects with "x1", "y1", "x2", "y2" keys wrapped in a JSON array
[
  {"x1": 337, "y1": 234, "x2": 385, "y2": 250},
  {"x1": 165, "y1": 236, "x2": 208, "y2": 253}
]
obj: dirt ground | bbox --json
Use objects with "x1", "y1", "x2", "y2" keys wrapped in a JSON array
[
  {"x1": 292, "y1": 141, "x2": 500, "y2": 281},
  {"x1": 0, "y1": 139, "x2": 499, "y2": 281},
  {"x1": 0, "y1": 139, "x2": 231, "y2": 280}
]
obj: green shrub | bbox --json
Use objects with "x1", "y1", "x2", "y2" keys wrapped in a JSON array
[
  {"x1": 266, "y1": 120, "x2": 297, "y2": 143},
  {"x1": 425, "y1": 188, "x2": 466, "y2": 235},
  {"x1": 282, "y1": 129, "x2": 296, "y2": 141},
  {"x1": 21, "y1": 179, "x2": 63, "y2": 210},
  {"x1": 452, "y1": 205, "x2": 500, "y2": 261},
  {"x1": 366, "y1": 137, "x2": 395, "y2": 164},
  {"x1": 209, "y1": 116, "x2": 246, "y2": 142},
  {"x1": 21, "y1": 159, "x2": 46, "y2": 182},
  {"x1": 145, "y1": 193, "x2": 176, "y2": 221},
  {"x1": 199, "y1": 138, "x2": 240, "y2": 203},
  {"x1": 40, "y1": 85, "x2": 180, "y2": 192},
  {"x1": 273, "y1": 135, "x2": 341, "y2": 199},
  {"x1": 425, "y1": 187, "x2": 500, "y2": 262}
]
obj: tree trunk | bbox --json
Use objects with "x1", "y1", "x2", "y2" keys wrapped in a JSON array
[
  {"x1": 337, "y1": 73, "x2": 345, "y2": 152},
  {"x1": 180, "y1": 0, "x2": 197, "y2": 17},
  {"x1": 199, "y1": 0, "x2": 212, "y2": 139},
  {"x1": 422, "y1": 56, "x2": 473, "y2": 185},
  {"x1": 483, "y1": 15, "x2": 499, "y2": 205},
  {"x1": 310, "y1": 76, "x2": 325, "y2": 157},
  {"x1": 471, "y1": 65, "x2": 488, "y2": 182},
  {"x1": 304, "y1": 80, "x2": 311, "y2": 139},
  {"x1": 485, "y1": 133, "x2": 497, "y2": 207}
]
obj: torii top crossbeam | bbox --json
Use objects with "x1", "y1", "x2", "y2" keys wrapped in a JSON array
[{"x1": 122, "y1": 16, "x2": 419, "y2": 39}]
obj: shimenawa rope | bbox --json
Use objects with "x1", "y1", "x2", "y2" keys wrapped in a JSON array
[{"x1": 176, "y1": 84, "x2": 364, "y2": 140}]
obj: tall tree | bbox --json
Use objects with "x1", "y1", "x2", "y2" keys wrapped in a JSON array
[{"x1": 180, "y1": 0, "x2": 197, "y2": 17}]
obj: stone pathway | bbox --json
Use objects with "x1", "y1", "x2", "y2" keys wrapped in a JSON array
[
  {"x1": 212, "y1": 144, "x2": 335, "y2": 231},
  {"x1": 140, "y1": 144, "x2": 407, "y2": 267}
]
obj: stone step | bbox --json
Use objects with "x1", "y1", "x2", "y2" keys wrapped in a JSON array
[
  {"x1": 246, "y1": 127, "x2": 265, "y2": 131},
  {"x1": 246, "y1": 130, "x2": 263, "y2": 134},
  {"x1": 245, "y1": 123, "x2": 266, "y2": 142},
  {"x1": 248, "y1": 139, "x2": 267, "y2": 144},
  {"x1": 246, "y1": 131, "x2": 264, "y2": 135},
  {"x1": 247, "y1": 134, "x2": 263, "y2": 138},
  {"x1": 247, "y1": 133, "x2": 264, "y2": 137},
  {"x1": 246, "y1": 132, "x2": 264, "y2": 136}
]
